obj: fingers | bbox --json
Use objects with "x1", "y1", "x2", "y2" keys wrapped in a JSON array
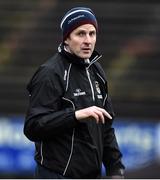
[
  {"x1": 95, "y1": 106, "x2": 112, "y2": 120},
  {"x1": 91, "y1": 106, "x2": 112, "y2": 124},
  {"x1": 75, "y1": 106, "x2": 112, "y2": 124},
  {"x1": 91, "y1": 110, "x2": 104, "y2": 124}
]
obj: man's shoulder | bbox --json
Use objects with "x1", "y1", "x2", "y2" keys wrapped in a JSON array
[
  {"x1": 94, "y1": 61, "x2": 103, "y2": 70},
  {"x1": 40, "y1": 53, "x2": 67, "y2": 72},
  {"x1": 43, "y1": 53, "x2": 62, "y2": 67},
  {"x1": 27, "y1": 53, "x2": 65, "y2": 88},
  {"x1": 94, "y1": 61, "x2": 105, "y2": 74}
]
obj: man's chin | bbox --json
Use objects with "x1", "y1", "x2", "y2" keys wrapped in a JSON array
[{"x1": 80, "y1": 54, "x2": 92, "y2": 59}]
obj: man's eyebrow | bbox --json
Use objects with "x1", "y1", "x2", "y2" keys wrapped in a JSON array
[
  {"x1": 76, "y1": 29, "x2": 86, "y2": 32},
  {"x1": 76, "y1": 29, "x2": 96, "y2": 32}
]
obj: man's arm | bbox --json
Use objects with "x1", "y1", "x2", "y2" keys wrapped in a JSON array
[
  {"x1": 103, "y1": 96, "x2": 125, "y2": 178},
  {"x1": 103, "y1": 124, "x2": 125, "y2": 178},
  {"x1": 24, "y1": 67, "x2": 77, "y2": 142}
]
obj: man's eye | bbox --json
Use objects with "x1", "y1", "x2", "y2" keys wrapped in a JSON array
[
  {"x1": 78, "y1": 32, "x2": 85, "y2": 36},
  {"x1": 90, "y1": 32, "x2": 96, "y2": 36}
]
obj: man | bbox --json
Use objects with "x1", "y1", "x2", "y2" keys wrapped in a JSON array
[{"x1": 24, "y1": 7, "x2": 125, "y2": 179}]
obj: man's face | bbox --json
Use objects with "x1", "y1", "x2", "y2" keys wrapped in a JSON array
[{"x1": 65, "y1": 24, "x2": 97, "y2": 59}]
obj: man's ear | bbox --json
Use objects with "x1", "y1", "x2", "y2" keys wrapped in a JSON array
[{"x1": 64, "y1": 40, "x2": 68, "y2": 45}]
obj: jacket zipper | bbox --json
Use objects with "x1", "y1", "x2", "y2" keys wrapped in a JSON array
[
  {"x1": 86, "y1": 68, "x2": 95, "y2": 101},
  {"x1": 85, "y1": 55, "x2": 102, "y2": 102}
]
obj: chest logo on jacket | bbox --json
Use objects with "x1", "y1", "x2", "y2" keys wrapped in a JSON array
[
  {"x1": 95, "y1": 81, "x2": 101, "y2": 94},
  {"x1": 73, "y1": 88, "x2": 86, "y2": 97},
  {"x1": 95, "y1": 81, "x2": 103, "y2": 99}
]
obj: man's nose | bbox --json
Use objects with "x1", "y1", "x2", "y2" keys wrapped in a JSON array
[{"x1": 84, "y1": 34, "x2": 91, "y2": 43}]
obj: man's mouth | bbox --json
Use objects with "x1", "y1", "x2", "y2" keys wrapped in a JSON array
[{"x1": 82, "y1": 48, "x2": 91, "y2": 53}]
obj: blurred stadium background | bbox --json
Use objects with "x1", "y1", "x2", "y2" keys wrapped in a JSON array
[{"x1": 0, "y1": 0, "x2": 160, "y2": 178}]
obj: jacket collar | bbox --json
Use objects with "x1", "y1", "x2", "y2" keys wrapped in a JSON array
[{"x1": 58, "y1": 43, "x2": 102, "y2": 67}]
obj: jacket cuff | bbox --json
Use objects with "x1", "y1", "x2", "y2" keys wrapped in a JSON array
[{"x1": 107, "y1": 168, "x2": 125, "y2": 178}]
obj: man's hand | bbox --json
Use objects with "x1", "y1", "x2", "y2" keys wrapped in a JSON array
[{"x1": 75, "y1": 106, "x2": 112, "y2": 124}]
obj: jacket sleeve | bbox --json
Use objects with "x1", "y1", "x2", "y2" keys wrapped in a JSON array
[
  {"x1": 24, "y1": 66, "x2": 77, "y2": 142},
  {"x1": 103, "y1": 97, "x2": 125, "y2": 177}
]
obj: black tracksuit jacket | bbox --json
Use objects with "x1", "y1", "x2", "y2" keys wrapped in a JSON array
[{"x1": 24, "y1": 45, "x2": 125, "y2": 178}]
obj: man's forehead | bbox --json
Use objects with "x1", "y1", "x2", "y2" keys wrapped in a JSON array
[{"x1": 74, "y1": 24, "x2": 96, "y2": 32}]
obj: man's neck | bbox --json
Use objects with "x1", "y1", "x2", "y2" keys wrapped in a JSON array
[{"x1": 64, "y1": 45, "x2": 90, "y2": 63}]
